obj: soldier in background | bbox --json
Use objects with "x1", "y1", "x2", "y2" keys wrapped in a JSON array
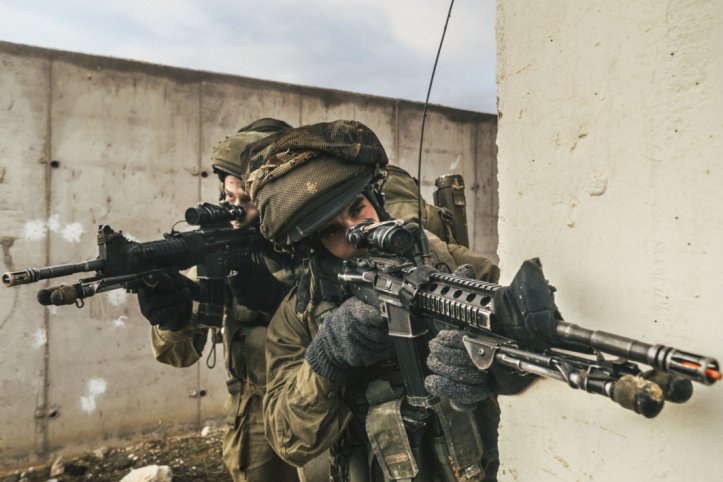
[{"x1": 137, "y1": 118, "x2": 302, "y2": 482}]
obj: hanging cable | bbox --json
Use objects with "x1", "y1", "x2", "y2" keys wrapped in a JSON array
[{"x1": 417, "y1": 0, "x2": 455, "y2": 229}]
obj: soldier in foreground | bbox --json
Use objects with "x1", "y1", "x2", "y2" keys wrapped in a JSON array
[
  {"x1": 248, "y1": 120, "x2": 504, "y2": 481},
  {"x1": 137, "y1": 118, "x2": 302, "y2": 482}
]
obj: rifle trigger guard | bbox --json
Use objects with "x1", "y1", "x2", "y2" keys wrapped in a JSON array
[
  {"x1": 75, "y1": 298, "x2": 84, "y2": 308},
  {"x1": 462, "y1": 335, "x2": 500, "y2": 371}
]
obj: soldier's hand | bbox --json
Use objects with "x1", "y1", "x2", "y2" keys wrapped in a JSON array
[
  {"x1": 305, "y1": 296, "x2": 394, "y2": 385},
  {"x1": 226, "y1": 257, "x2": 289, "y2": 314},
  {"x1": 137, "y1": 271, "x2": 195, "y2": 331},
  {"x1": 425, "y1": 330, "x2": 492, "y2": 410}
]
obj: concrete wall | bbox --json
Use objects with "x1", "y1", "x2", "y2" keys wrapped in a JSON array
[
  {"x1": 496, "y1": 1, "x2": 722, "y2": 481},
  {"x1": 0, "y1": 41, "x2": 497, "y2": 467}
]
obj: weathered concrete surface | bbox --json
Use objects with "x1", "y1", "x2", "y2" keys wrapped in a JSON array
[
  {"x1": 496, "y1": 1, "x2": 722, "y2": 481},
  {"x1": 0, "y1": 43, "x2": 52, "y2": 464},
  {"x1": 0, "y1": 41, "x2": 497, "y2": 467}
]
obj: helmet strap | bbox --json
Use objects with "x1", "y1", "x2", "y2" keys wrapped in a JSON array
[{"x1": 362, "y1": 184, "x2": 389, "y2": 222}]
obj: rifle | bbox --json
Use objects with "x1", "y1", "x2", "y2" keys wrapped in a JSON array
[
  {"x1": 339, "y1": 220, "x2": 720, "y2": 418},
  {"x1": 2, "y1": 202, "x2": 270, "y2": 328}
]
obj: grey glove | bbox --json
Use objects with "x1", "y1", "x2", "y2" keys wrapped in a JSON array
[
  {"x1": 305, "y1": 297, "x2": 394, "y2": 384},
  {"x1": 425, "y1": 330, "x2": 491, "y2": 406}
]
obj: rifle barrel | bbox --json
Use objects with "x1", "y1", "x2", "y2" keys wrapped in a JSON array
[
  {"x1": 2, "y1": 259, "x2": 105, "y2": 287},
  {"x1": 556, "y1": 321, "x2": 720, "y2": 385}
]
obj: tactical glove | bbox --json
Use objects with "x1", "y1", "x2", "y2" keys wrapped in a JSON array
[
  {"x1": 492, "y1": 258, "x2": 561, "y2": 350},
  {"x1": 226, "y1": 257, "x2": 290, "y2": 315},
  {"x1": 305, "y1": 297, "x2": 394, "y2": 385},
  {"x1": 425, "y1": 330, "x2": 491, "y2": 407},
  {"x1": 138, "y1": 272, "x2": 196, "y2": 332}
]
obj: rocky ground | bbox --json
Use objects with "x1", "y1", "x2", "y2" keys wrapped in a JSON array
[{"x1": 0, "y1": 426, "x2": 232, "y2": 482}]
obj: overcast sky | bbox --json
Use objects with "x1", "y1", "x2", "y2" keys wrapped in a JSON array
[{"x1": 0, "y1": 0, "x2": 496, "y2": 113}]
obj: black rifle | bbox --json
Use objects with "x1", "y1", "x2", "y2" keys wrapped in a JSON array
[
  {"x1": 2, "y1": 202, "x2": 270, "y2": 328},
  {"x1": 339, "y1": 220, "x2": 720, "y2": 418}
]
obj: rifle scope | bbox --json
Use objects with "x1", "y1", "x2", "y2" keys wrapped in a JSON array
[
  {"x1": 346, "y1": 219, "x2": 415, "y2": 255},
  {"x1": 185, "y1": 202, "x2": 246, "y2": 226}
]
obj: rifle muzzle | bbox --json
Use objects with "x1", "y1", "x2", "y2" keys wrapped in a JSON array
[
  {"x1": 3, "y1": 259, "x2": 105, "y2": 287},
  {"x1": 3, "y1": 270, "x2": 38, "y2": 287}
]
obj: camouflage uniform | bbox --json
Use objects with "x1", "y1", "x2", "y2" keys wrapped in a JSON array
[
  {"x1": 151, "y1": 157, "x2": 452, "y2": 481},
  {"x1": 149, "y1": 119, "x2": 301, "y2": 482},
  {"x1": 151, "y1": 258, "x2": 302, "y2": 481},
  {"x1": 247, "y1": 120, "x2": 505, "y2": 481}
]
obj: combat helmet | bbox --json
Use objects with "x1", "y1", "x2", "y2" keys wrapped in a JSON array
[
  {"x1": 246, "y1": 120, "x2": 389, "y2": 246},
  {"x1": 210, "y1": 118, "x2": 292, "y2": 183}
]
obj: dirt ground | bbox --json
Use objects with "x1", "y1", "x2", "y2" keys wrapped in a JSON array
[{"x1": 0, "y1": 426, "x2": 232, "y2": 482}]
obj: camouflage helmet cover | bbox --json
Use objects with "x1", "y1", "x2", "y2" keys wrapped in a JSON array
[
  {"x1": 210, "y1": 118, "x2": 291, "y2": 181},
  {"x1": 246, "y1": 120, "x2": 389, "y2": 245}
]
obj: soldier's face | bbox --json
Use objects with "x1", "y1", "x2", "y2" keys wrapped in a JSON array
[
  {"x1": 224, "y1": 175, "x2": 258, "y2": 229},
  {"x1": 317, "y1": 194, "x2": 380, "y2": 259}
]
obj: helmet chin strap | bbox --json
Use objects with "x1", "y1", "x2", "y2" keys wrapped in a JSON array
[{"x1": 362, "y1": 184, "x2": 390, "y2": 222}]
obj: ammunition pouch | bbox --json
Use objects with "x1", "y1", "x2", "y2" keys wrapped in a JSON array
[
  {"x1": 365, "y1": 380, "x2": 418, "y2": 481},
  {"x1": 431, "y1": 398, "x2": 486, "y2": 481},
  {"x1": 364, "y1": 380, "x2": 486, "y2": 481}
]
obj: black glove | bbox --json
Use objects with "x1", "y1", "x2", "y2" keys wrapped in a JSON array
[
  {"x1": 138, "y1": 272, "x2": 196, "y2": 331},
  {"x1": 492, "y1": 258, "x2": 561, "y2": 350},
  {"x1": 425, "y1": 330, "x2": 491, "y2": 407},
  {"x1": 305, "y1": 297, "x2": 394, "y2": 385},
  {"x1": 226, "y1": 257, "x2": 289, "y2": 314}
]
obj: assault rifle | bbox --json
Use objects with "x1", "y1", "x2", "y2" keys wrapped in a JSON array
[
  {"x1": 2, "y1": 202, "x2": 270, "y2": 328},
  {"x1": 339, "y1": 219, "x2": 720, "y2": 418}
]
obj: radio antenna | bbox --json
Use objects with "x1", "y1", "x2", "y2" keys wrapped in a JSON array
[{"x1": 417, "y1": 0, "x2": 455, "y2": 230}]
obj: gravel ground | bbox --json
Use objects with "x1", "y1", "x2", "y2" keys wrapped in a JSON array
[{"x1": 0, "y1": 426, "x2": 232, "y2": 482}]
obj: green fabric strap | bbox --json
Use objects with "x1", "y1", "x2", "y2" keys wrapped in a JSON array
[{"x1": 365, "y1": 380, "x2": 418, "y2": 481}]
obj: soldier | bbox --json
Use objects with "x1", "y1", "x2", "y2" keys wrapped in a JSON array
[
  {"x1": 248, "y1": 120, "x2": 504, "y2": 481},
  {"x1": 137, "y1": 118, "x2": 302, "y2": 482}
]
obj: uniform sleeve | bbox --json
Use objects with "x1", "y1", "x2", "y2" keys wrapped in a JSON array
[
  {"x1": 150, "y1": 322, "x2": 208, "y2": 368},
  {"x1": 263, "y1": 290, "x2": 353, "y2": 466}
]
